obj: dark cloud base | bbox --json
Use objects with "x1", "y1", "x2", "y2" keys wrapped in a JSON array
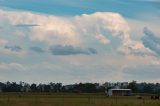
[
  {"x1": 49, "y1": 45, "x2": 98, "y2": 56},
  {"x1": 4, "y1": 45, "x2": 22, "y2": 52},
  {"x1": 29, "y1": 46, "x2": 44, "y2": 53},
  {"x1": 142, "y1": 27, "x2": 160, "y2": 55}
]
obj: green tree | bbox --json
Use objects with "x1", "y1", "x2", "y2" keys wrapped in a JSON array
[{"x1": 128, "y1": 81, "x2": 138, "y2": 93}]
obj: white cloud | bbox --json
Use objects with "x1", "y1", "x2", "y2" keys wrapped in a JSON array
[
  {"x1": 0, "y1": 9, "x2": 131, "y2": 46},
  {"x1": 0, "y1": 9, "x2": 158, "y2": 58},
  {"x1": 95, "y1": 34, "x2": 110, "y2": 44},
  {"x1": 74, "y1": 12, "x2": 131, "y2": 46},
  {"x1": 0, "y1": 9, "x2": 158, "y2": 59},
  {"x1": 118, "y1": 39, "x2": 156, "y2": 57}
]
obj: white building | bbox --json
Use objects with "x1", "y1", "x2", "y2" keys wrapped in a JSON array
[{"x1": 107, "y1": 89, "x2": 132, "y2": 96}]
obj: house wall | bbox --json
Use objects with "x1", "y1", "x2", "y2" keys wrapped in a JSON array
[
  {"x1": 107, "y1": 89, "x2": 131, "y2": 96},
  {"x1": 108, "y1": 89, "x2": 112, "y2": 96}
]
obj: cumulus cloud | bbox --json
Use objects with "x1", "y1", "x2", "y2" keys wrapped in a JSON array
[
  {"x1": 0, "y1": 9, "x2": 156, "y2": 58},
  {"x1": 4, "y1": 45, "x2": 22, "y2": 52},
  {"x1": 118, "y1": 40, "x2": 156, "y2": 57},
  {"x1": 49, "y1": 45, "x2": 97, "y2": 55},
  {"x1": 29, "y1": 46, "x2": 44, "y2": 53},
  {"x1": 74, "y1": 12, "x2": 130, "y2": 45},
  {"x1": 0, "y1": 9, "x2": 131, "y2": 46},
  {"x1": 117, "y1": 26, "x2": 159, "y2": 57},
  {"x1": 95, "y1": 34, "x2": 110, "y2": 44},
  {"x1": 142, "y1": 27, "x2": 160, "y2": 55}
]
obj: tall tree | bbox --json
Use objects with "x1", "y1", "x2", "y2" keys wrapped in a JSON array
[{"x1": 128, "y1": 81, "x2": 138, "y2": 93}]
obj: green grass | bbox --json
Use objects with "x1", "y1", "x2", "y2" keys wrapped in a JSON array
[{"x1": 0, "y1": 93, "x2": 159, "y2": 106}]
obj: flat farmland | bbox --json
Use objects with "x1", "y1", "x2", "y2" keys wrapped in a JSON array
[{"x1": 0, "y1": 93, "x2": 159, "y2": 106}]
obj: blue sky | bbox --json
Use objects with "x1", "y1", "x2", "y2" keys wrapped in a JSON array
[{"x1": 0, "y1": 0, "x2": 160, "y2": 84}]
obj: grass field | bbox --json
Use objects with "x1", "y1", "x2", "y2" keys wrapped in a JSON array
[{"x1": 0, "y1": 93, "x2": 159, "y2": 106}]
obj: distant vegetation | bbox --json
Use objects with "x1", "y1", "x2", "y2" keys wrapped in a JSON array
[{"x1": 0, "y1": 81, "x2": 160, "y2": 94}]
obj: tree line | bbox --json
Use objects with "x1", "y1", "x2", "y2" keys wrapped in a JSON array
[{"x1": 0, "y1": 81, "x2": 159, "y2": 94}]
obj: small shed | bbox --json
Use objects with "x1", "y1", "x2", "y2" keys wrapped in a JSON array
[{"x1": 107, "y1": 89, "x2": 132, "y2": 96}]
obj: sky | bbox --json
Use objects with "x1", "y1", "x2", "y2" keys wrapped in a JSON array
[{"x1": 0, "y1": 0, "x2": 160, "y2": 84}]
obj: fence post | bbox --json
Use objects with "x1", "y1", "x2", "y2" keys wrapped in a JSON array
[
  {"x1": 7, "y1": 94, "x2": 10, "y2": 106},
  {"x1": 142, "y1": 98, "x2": 145, "y2": 105},
  {"x1": 88, "y1": 96, "x2": 91, "y2": 105},
  {"x1": 62, "y1": 93, "x2": 64, "y2": 106}
]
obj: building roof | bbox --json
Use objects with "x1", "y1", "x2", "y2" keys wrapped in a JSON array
[{"x1": 110, "y1": 89, "x2": 131, "y2": 91}]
